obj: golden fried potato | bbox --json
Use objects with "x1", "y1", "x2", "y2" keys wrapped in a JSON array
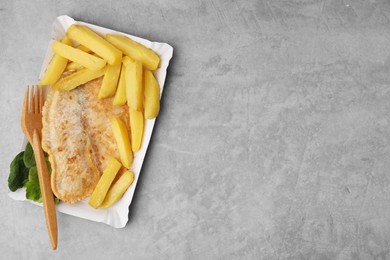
[
  {"x1": 129, "y1": 110, "x2": 144, "y2": 152},
  {"x1": 121, "y1": 56, "x2": 135, "y2": 66},
  {"x1": 76, "y1": 45, "x2": 92, "y2": 53},
  {"x1": 88, "y1": 157, "x2": 122, "y2": 208},
  {"x1": 144, "y1": 70, "x2": 160, "y2": 119},
  {"x1": 53, "y1": 41, "x2": 106, "y2": 71},
  {"x1": 98, "y1": 62, "x2": 121, "y2": 99},
  {"x1": 40, "y1": 36, "x2": 71, "y2": 85},
  {"x1": 99, "y1": 171, "x2": 134, "y2": 208},
  {"x1": 124, "y1": 59, "x2": 143, "y2": 111},
  {"x1": 111, "y1": 117, "x2": 133, "y2": 168},
  {"x1": 67, "y1": 25, "x2": 122, "y2": 65},
  {"x1": 65, "y1": 61, "x2": 84, "y2": 71},
  {"x1": 105, "y1": 34, "x2": 160, "y2": 70},
  {"x1": 113, "y1": 64, "x2": 127, "y2": 106},
  {"x1": 54, "y1": 67, "x2": 106, "y2": 91}
]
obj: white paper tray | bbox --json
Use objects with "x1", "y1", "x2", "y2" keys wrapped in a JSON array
[{"x1": 8, "y1": 15, "x2": 173, "y2": 228}]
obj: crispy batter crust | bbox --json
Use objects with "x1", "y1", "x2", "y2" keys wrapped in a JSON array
[{"x1": 42, "y1": 78, "x2": 129, "y2": 203}]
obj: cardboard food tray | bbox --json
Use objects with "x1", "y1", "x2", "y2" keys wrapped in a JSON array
[{"x1": 8, "y1": 15, "x2": 173, "y2": 228}]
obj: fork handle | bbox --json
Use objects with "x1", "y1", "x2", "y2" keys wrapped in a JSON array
[{"x1": 32, "y1": 130, "x2": 58, "y2": 250}]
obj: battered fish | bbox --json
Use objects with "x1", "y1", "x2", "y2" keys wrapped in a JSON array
[{"x1": 42, "y1": 77, "x2": 130, "y2": 203}]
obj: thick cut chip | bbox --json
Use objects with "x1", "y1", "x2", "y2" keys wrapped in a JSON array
[
  {"x1": 67, "y1": 25, "x2": 122, "y2": 65},
  {"x1": 122, "y1": 56, "x2": 135, "y2": 66},
  {"x1": 65, "y1": 61, "x2": 84, "y2": 71},
  {"x1": 124, "y1": 59, "x2": 143, "y2": 111},
  {"x1": 105, "y1": 34, "x2": 160, "y2": 70},
  {"x1": 111, "y1": 117, "x2": 133, "y2": 168},
  {"x1": 98, "y1": 62, "x2": 121, "y2": 99},
  {"x1": 144, "y1": 70, "x2": 160, "y2": 119},
  {"x1": 54, "y1": 67, "x2": 106, "y2": 91},
  {"x1": 88, "y1": 157, "x2": 122, "y2": 208},
  {"x1": 129, "y1": 110, "x2": 144, "y2": 152},
  {"x1": 76, "y1": 45, "x2": 92, "y2": 53},
  {"x1": 113, "y1": 64, "x2": 127, "y2": 106},
  {"x1": 40, "y1": 36, "x2": 72, "y2": 85},
  {"x1": 53, "y1": 41, "x2": 106, "y2": 71},
  {"x1": 100, "y1": 171, "x2": 134, "y2": 208}
]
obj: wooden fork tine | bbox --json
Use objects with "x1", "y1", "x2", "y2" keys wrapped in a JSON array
[
  {"x1": 30, "y1": 85, "x2": 35, "y2": 113},
  {"x1": 35, "y1": 85, "x2": 39, "y2": 114},
  {"x1": 23, "y1": 85, "x2": 29, "y2": 115},
  {"x1": 39, "y1": 85, "x2": 44, "y2": 113}
]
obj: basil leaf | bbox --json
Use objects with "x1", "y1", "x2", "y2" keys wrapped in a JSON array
[
  {"x1": 23, "y1": 142, "x2": 36, "y2": 168},
  {"x1": 25, "y1": 180, "x2": 42, "y2": 203},
  {"x1": 8, "y1": 151, "x2": 29, "y2": 192},
  {"x1": 28, "y1": 166, "x2": 38, "y2": 182}
]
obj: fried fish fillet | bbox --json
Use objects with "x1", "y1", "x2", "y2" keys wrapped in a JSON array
[{"x1": 42, "y1": 77, "x2": 130, "y2": 203}]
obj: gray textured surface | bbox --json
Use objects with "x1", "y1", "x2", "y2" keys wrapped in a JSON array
[{"x1": 1, "y1": 0, "x2": 390, "y2": 259}]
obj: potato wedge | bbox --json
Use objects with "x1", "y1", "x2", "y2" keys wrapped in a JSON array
[
  {"x1": 66, "y1": 52, "x2": 102, "y2": 72},
  {"x1": 105, "y1": 34, "x2": 160, "y2": 70},
  {"x1": 40, "y1": 36, "x2": 72, "y2": 85},
  {"x1": 88, "y1": 157, "x2": 122, "y2": 208},
  {"x1": 98, "y1": 62, "x2": 121, "y2": 99},
  {"x1": 130, "y1": 110, "x2": 144, "y2": 152},
  {"x1": 67, "y1": 25, "x2": 122, "y2": 65},
  {"x1": 65, "y1": 61, "x2": 84, "y2": 71},
  {"x1": 99, "y1": 171, "x2": 134, "y2": 208},
  {"x1": 76, "y1": 45, "x2": 92, "y2": 53},
  {"x1": 62, "y1": 36, "x2": 72, "y2": 45},
  {"x1": 111, "y1": 117, "x2": 133, "y2": 168},
  {"x1": 122, "y1": 56, "x2": 135, "y2": 66},
  {"x1": 54, "y1": 67, "x2": 106, "y2": 91},
  {"x1": 53, "y1": 41, "x2": 106, "y2": 71},
  {"x1": 113, "y1": 64, "x2": 127, "y2": 106},
  {"x1": 144, "y1": 70, "x2": 160, "y2": 119},
  {"x1": 124, "y1": 59, "x2": 143, "y2": 111}
]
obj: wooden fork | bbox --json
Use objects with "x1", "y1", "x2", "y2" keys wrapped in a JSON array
[{"x1": 21, "y1": 85, "x2": 58, "y2": 250}]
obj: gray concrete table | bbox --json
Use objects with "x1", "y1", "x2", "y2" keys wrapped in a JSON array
[{"x1": 1, "y1": 0, "x2": 390, "y2": 259}]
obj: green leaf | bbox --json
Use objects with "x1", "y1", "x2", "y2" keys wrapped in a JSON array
[
  {"x1": 23, "y1": 142, "x2": 36, "y2": 168},
  {"x1": 25, "y1": 159, "x2": 58, "y2": 204},
  {"x1": 28, "y1": 166, "x2": 38, "y2": 182},
  {"x1": 8, "y1": 142, "x2": 58, "y2": 203},
  {"x1": 25, "y1": 180, "x2": 42, "y2": 203},
  {"x1": 22, "y1": 165, "x2": 29, "y2": 182},
  {"x1": 8, "y1": 151, "x2": 29, "y2": 192},
  {"x1": 23, "y1": 178, "x2": 29, "y2": 187},
  {"x1": 24, "y1": 178, "x2": 60, "y2": 204},
  {"x1": 12, "y1": 142, "x2": 57, "y2": 204}
]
